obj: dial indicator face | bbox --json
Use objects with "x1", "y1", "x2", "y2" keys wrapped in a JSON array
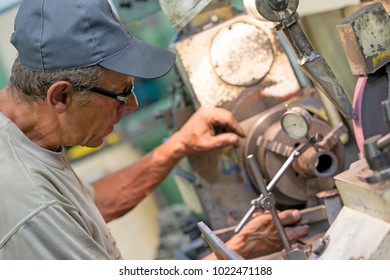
[{"x1": 281, "y1": 107, "x2": 312, "y2": 139}]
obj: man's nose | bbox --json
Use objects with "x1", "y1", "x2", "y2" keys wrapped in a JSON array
[{"x1": 121, "y1": 92, "x2": 138, "y2": 112}]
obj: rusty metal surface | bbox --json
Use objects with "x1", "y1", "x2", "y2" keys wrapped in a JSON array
[
  {"x1": 337, "y1": 2, "x2": 390, "y2": 75},
  {"x1": 210, "y1": 21, "x2": 274, "y2": 86},
  {"x1": 174, "y1": 14, "x2": 300, "y2": 121},
  {"x1": 279, "y1": 14, "x2": 356, "y2": 120}
]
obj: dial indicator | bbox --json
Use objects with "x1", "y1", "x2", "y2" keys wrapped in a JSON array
[{"x1": 281, "y1": 106, "x2": 312, "y2": 139}]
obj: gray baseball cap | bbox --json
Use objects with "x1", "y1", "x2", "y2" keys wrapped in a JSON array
[{"x1": 11, "y1": 0, "x2": 176, "y2": 79}]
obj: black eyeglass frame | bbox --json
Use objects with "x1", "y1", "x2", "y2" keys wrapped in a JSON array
[{"x1": 77, "y1": 83, "x2": 135, "y2": 106}]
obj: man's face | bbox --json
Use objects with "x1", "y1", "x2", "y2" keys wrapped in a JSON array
[{"x1": 66, "y1": 69, "x2": 138, "y2": 148}]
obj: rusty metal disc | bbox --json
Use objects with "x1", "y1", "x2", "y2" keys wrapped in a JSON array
[{"x1": 210, "y1": 21, "x2": 274, "y2": 87}]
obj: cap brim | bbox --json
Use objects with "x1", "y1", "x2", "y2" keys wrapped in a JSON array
[{"x1": 99, "y1": 37, "x2": 176, "y2": 79}]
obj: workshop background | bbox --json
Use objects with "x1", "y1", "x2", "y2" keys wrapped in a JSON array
[{"x1": 0, "y1": 0, "x2": 385, "y2": 259}]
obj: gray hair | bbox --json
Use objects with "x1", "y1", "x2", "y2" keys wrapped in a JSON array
[{"x1": 9, "y1": 57, "x2": 104, "y2": 105}]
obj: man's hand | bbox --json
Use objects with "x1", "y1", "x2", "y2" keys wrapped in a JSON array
[
  {"x1": 172, "y1": 106, "x2": 245, "y2": 156},
  {"x1": 204, "y1": 209, "x2": 310, "y2": 260}
]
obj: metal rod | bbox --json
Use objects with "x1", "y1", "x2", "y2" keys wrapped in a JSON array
[
  {"x1": 270, "y1": 208, "x2": 292, "y2": 251},
  {"x1": 248, "y1": 154, "x2": 268, "y2": 194},
  {"x1": 266, "y1": 150, "x2": 298, "y2": 192},
  {"x1": 234, "y1": 205, "x2": 256, "y2": 233}
]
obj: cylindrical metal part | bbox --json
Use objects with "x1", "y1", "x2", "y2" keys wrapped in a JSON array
[
  {"x1": 244, "y1": 0, "x2": 298, "y2": 22},
  {"x1": 292, "y1": 148, "x2": 339, "y2": 178},
  {"x1": 268, "y1": 0, "x2": 289, "y2": 11},
  {"x1": 270, "y1": 208, "x2": 292, "y2": 251}
]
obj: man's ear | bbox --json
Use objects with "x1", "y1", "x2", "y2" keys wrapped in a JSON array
[{"x1": 46, "y1": 81, "x2": 73, "y2": 114}]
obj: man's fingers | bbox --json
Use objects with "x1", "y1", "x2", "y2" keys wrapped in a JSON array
[
  {"x1": 278, "y1": 209, "x2": 302, "y2": 225},
  {"x1": 285, "y1": 225, "x2": 310, "y2": 240},
  {"x1": 211, "y1": 107, "x2": 246, "y2": 138},
  {"x1": 225, "y1": 123, "x2": 246, "y2": 138},
  {"x1": 212, "y1": 133, "x2": 240, "y2": 147}
]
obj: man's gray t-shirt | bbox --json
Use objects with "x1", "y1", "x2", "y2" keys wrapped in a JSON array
[{"x1": 0, "y1": 112, "x2": 121, "y2": 259}]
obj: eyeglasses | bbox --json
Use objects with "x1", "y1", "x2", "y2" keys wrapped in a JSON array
[{"x1": 77, "y1": 83, "x2": 135, "y2": 106}]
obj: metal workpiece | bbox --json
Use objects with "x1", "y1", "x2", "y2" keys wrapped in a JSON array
[
  {"x1": 292, "y1": 123, "x2": 347, "y2": 178},
  {"x1": 337, "y1": 2, "x2": 390, "y2": 76},
  {"x1": 292, "y1": 147, "x2": 338, "y2": 178}
]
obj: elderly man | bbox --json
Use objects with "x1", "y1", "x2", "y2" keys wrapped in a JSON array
[{"x1": 0, "y1": 0, "x2": 309, "y2": 259}]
